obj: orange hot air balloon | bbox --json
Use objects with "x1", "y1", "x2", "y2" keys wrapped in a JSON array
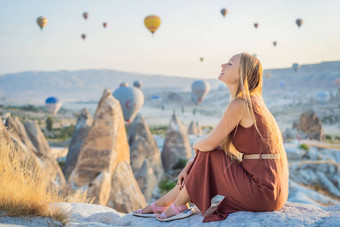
[
  {"x1": 296, "y1": 18, "x2": 303, "y2": 28},
  {"x1": 83, "y1": 12, "x2": 89, "y2": 20},
  {"x1": 254, "y1": 23, "x2": 258, "y2": 29},
  {"x1": 81, "y1": 34, "x2": 86, "y2": 40},
  {"x1": 36, "y1": 17, "x2": 48, "y2": 30},
  {"x1": 144, "y1": 15, "x2": 161, "y2": 35},
  {"x1": 103, "y1": 22, "x2": 108, "y2": 28},
  {"x1": 220, "y1": 8, "x2": 227, "y2": 17}
]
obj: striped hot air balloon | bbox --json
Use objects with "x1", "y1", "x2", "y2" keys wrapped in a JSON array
[{"x1": 36, "y1": 17, "x2": 48, "y2": 30}]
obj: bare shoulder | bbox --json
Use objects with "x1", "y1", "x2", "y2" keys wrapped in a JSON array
[{"x1": 224, "y1": 98, "x2": 247, "y2": 114}]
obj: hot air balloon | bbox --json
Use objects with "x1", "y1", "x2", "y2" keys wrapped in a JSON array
[
  {"x1": 292, "y1": 63, "x2": 299, "y2": 72},
  {"x1": 103, "y1": 22, "x2": 108, "y2": 28},
  {"x1": 120, "y1": 82, "x2": 129, "y2": 87},
  {"x1": 191, "y1": 80, "x2": 210, "y2": 104},
  {"x1": 334, "y1": 78, "x2": 340, "y2": 87},
  {"x1": 264, "y1": 71, "x2": 272, "y2": 78},
  {"x1": 45, "y1": 97, "x2": 61, "y2": 115},
  {"x1": 36, "y1": 17, "x2": 48, "y2": 30},
  {"x1": 254, "y1": 23, "x2": 258, "y2": 29},
  {"x1": 316, "y1": 91, "x2": 329, "y2": 105},
  {"x1": 296, "y1": 19, "x2": 303, "y2": 28},
  {"x1": 113, "y1": 86, "x2": 144, "y2": 123},
  {"x1": 220, "y1": 8, "x2": 227, "y2": 17},
  {"x1": 279, "y1": 81, "x2": 285, "y2": 88},
  {"x1": 83, "y1": 12, "x2": 89, "y2": 20},
  {"x1": 133, "y1": 80, "x2": 143, "y2": 88},
  {"x1": 200, "y1": 57, "x2": 204, "y2": 62},
  {"x1": 144, "y1": 15, "x2": 161, "y2": 35},
  {"x1": 273, "y1": 41, "x2": 277, "y2": 47},
  {"x1": 81, "y1": 34, "x2": 86, "y2": 40},
  {"x1": 151, "y1": 95, "x2": 161, "y2": 106}
]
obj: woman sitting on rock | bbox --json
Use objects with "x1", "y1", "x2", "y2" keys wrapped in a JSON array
[{"x1": 133, "y1": 52, "x2": 289, "y2": 223}]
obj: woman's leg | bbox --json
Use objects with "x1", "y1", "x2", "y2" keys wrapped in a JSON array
[
  {"x1": 158, "y1": 186, "x2": 191, "y2": 217},
  {"x1": 139, "y1": 182, "x2": 182, "y2": 213}
]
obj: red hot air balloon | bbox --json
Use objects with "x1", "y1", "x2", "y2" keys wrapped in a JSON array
[
  {"x1": 254, "y1": 23, "x2": 258, "y2": 29},
  {"x1": 103, "y1": 22, "x2": 108, "y2": 28}
]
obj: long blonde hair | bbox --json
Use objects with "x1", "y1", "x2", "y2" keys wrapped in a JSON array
[{"x1": 221, "y1": 53, "x2": 288, "y2": 175}]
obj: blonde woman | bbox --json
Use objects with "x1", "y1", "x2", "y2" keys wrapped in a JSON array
[{"x1": 133, "y1": 52, "x2": 289, "y2": 223}]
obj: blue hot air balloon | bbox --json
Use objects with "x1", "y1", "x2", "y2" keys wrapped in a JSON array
[
  {"x1": 191, "y1": 80, "x2": 210, "y2": 104},
  {"x1": 316, "y1": 91, "x2": 329, "y2": 105},
  {"x1": 113, "y1": 86, "x2": 144, "y2": 123},
  {"x1": 133, "y1": 80, "x2": 143, "y2": 89},
  {"x1": 45, "y1": 96, "x2": 61, "y2": 115},
  {"x1": 279, "y1": 81, "x2": 285, "y2": 88}
]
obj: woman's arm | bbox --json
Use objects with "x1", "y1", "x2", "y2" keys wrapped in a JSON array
[{"x1": 193, "y1": 98, "x2": 246, "y2": 152}]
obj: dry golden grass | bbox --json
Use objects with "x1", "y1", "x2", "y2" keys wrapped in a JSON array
[{"x1": 0, "y1": 129, "x2": 91, "y2": 225}]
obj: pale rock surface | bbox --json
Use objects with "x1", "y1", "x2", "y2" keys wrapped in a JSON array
[
  {"x1": 1, "y1": 201, "x2": 340, "y2": 226},
  {"x1": 5, "y1": 116, "x2": 37, "y2": 154},
  {"x1": 24, "y1": 120, "x2": 51, "y2": 157},
  {"x1": 134, "y1": 159, "x2": 157, "y2": 201},
  {"x1": 63, "y1": 108, "x2": 93, "y2": 180},
  {"x1": 108, "y1": 161, "x2": 146, "y2": 212},
  {"x1": 289, "y1": 160, "x2": 340, "y2": 198}
]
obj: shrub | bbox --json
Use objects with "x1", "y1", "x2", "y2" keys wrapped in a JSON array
[
  {"x1": 299, "y1": 143, "x2": 309, "y2": 151},
  {"x1": 46, "y1": 116, "x2": 53, "y2": 132},
  {"x1": 158, "y1": 179, "x2": 177, "y2": 194},
  {"x1": 0, "y1": 130, "x2": 93, "y2": 224},
  {"x1": 172, "y1": 158, "x2": 187, "y2": 170},
  {"x1": 325, "y1": 134, "x2": 332, "y2": 140},
  {"x1": 149, "y1": 126, "x2": 168, "y2": 136},
  {"x1": 0, "y1": 130, "x2": 69, "y2": 224}
]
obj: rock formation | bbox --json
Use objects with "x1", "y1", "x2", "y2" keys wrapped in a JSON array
[
  {"x1": 128, "y1": 114, "x2": 162, "y2": 201},
  {"x1": 196, "y1": 121, "x2": 202, "y2": 136},
  {"x1": 134, "y1": 159, "x2": 157, "y2": 201},
  {"x1": 162, "y1": 114, "x2": 193, "y2": 172},
  {"x1": 188, "y1": 120, "x2": 197, "y2": 135},
  {"x1": 68, "y1": 89, "x2": 146, "y2": 212},
  {"x1": 5, "y1": 117, "x2": 66, "y2": 189},
  {"x1": 63, "y1": 108, "x2": 93, "y2": 180},
  {"x1": 24, "y1": 120, "x2": 51, "y2": 157},
  {"x1": 294, "y1": 110, "x2": 324, "y2": 140},
  {"x1": 5, "y1": 116, "x2": 37, "y2": 154}
]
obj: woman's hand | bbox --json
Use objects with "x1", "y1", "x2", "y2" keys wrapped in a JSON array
[{"x1": 177, "y1": 168, "x2": 188, "y2": 190}]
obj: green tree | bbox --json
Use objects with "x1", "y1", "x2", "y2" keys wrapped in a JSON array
[{"x1": 46, "y1": 116, "x2": 53, "y2": 132}]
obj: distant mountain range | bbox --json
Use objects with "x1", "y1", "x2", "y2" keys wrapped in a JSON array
[{"x1": 0, "y1": 61, "x2": 339, "y2": 104}]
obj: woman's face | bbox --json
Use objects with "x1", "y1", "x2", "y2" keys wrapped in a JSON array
[{"x1": 218, "y1": 54, "x2": 241, "y2": 86}]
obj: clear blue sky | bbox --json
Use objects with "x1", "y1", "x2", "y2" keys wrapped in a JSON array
[{"x1": 0, "y1": 0, "x2": 340, "y2": 78}]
